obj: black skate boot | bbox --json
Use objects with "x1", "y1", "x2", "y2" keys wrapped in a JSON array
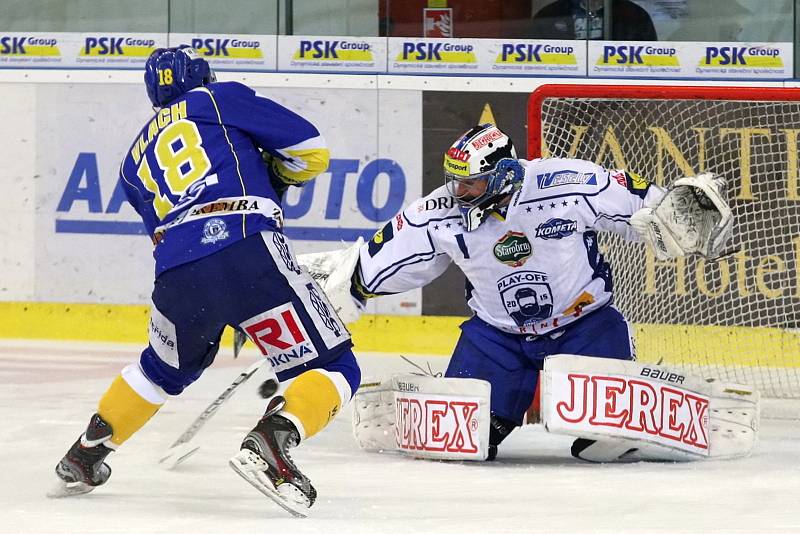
[
  {"x1": 229, "y1": 396, "x2": 316, "y2": 517},
  {"x1": 48, "y1": 414, "x2": 114, "y2": 498},
  {"x1": 487, "y1": 414, "x2": 517, "y2": 461}
]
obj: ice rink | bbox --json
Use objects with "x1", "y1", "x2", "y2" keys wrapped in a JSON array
[{"x1": 1, "y1": 339, "x2": 799, "y2": 533}]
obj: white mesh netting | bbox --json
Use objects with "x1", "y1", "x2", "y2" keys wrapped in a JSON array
[{"x1": 531, "y1": 85, "x2": 800, "y2": 398}]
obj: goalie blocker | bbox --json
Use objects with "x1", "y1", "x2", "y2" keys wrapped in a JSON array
[{"x1": 353, "y1": 356, "x2": 759, "y2": 462}]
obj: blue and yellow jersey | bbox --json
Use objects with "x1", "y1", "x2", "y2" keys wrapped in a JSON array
[{"x1": 119, "y1": 81, "x2": 329, "y2": 275}]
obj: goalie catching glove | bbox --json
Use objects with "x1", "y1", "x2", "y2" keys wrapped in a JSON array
[{"x1": 631, "y1": 172, "x2": 733, "y2": 260}]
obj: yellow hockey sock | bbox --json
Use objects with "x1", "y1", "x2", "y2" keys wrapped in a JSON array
[
  {"x1": 97, "y1": 374, "x2": 162, "y2": 447},
  {"x1": 281, "y1": 370, "x2": 344, "y2": 440}
]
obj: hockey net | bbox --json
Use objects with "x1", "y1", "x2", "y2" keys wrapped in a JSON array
[{"x1": 528, "y1": 84, "x2": 800, "y2": 398}]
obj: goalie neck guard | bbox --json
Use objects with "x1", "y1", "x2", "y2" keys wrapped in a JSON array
[{"x1": 443, "y1": 124, "x2": 524, "y2": 231}]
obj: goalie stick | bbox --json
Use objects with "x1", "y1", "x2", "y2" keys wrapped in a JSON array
[{"x1": 159, "y1": 330, "x2": 274, "y2": 469}]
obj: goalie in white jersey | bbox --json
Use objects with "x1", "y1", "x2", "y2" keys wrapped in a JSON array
[{"x1": 347, "y1": 123, "x2": 733, "y2": 460}]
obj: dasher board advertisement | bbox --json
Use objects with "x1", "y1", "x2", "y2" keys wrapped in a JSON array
[
  {"x1": 277, "y1": 35, "x2": 387, "y2": 73},
  {"x1": 169, "y1": 33, "x2": 277, "y2": 71},
  {"x1": 387, "y1": 37, "x2": 587, "y2": 76},
  {"x1": 0, "y1": 32, "x2": 167, "y2": 69},
  {"x1": 588, "y1": 41, "x2": 792, "y2": 79}
]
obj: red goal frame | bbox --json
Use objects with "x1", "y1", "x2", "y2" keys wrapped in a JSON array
[{"x1": 527, "y1": 84, "x2": 800, "y2": 158}]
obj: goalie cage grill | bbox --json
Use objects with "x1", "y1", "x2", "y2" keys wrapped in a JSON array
[{"x1": 528, "y1": 84, "x2": 800, "y2": 399}]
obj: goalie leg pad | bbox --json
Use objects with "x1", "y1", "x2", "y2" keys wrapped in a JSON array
[
  {"x1": 352, "y1": 374, "x2": 492, "y2": 460},
  {"x1": 542, "y1": 354, "x2": 759, "y2": 461},
  {"x1": 352, "y1": 378, "x2": 396, "y2": 451}
]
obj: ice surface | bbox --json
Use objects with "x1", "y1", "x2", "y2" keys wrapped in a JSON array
[{"x1": 1, "y1": 340, "x2": 799, "y2": 533}]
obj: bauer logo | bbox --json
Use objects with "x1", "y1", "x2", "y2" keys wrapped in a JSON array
[
  {"x1": 395, "y1": 396, "x2": 481, "y2": 455},
  {"x1": 496, "y1": 43, "x2": 576, "y2": 65},
  {"x1": 701, "y1": 46, "x2": 783, "y2": 68},
  {"x1": 81, "y1": 36, "x2": 157, "y2": 56},
  {"x1": 549, "y1": 371, "x2": 710, "y2": 456},
  {"x1": 599, "y1": 45, "x2": 679, "y2": 67},
  {"x1": 0, "y1": 35, "x2": 61, "y2": 58},
  {"x1": 396, "y1": 41, "x2": 476, "y2": 63},
  {"x1": 191, "y1": 38, "x2": 263, "y2": 59},
  {"x1": 294, "y1": 40, "x2": 373, "y2": 61}
]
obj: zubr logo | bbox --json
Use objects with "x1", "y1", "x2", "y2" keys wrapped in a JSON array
[{"x1": 493, "y1": 231, "x2": 532, "y2": 267}]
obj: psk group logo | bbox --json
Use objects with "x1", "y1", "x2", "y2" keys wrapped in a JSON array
[
  {"x1": 494, "y1": 43, "x2": 577, "y2": 72},
  {"x1": 699, "y1": 45, "x2": 784, "y2": 72},
  {"x1": 191, "y1": 38, "x2": 263, "y2": 60},
  {"x1": 396, "y1": 41, "x2": 476, "y2": 64},
  {"x1": 293, "y1": 39, "x2": 373, "y2": 63},
  {"x1": 79, "y1": 36, "x2": 158, "y2": 63},
  {"x1": 0, "y1": 35, "x2": 61, "y2": 64},
  {"x1": 597, "y1": 45, "x2": 680, "y2": 73}
]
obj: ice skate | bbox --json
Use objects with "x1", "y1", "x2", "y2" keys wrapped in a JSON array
[
  {"x1": 48, "y1": 414, "x2": 114, "y2": 498},
  {"x1": 229, "y1": 396, "x2": 316, "y2": 518}
]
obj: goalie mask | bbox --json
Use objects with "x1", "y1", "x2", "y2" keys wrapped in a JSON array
[
  {"x1": 144, "y1": 45, "x2": 216, "y2": 108},
  {"x1": 444, "y1": 124, "x2": 525, "y2": 231}
]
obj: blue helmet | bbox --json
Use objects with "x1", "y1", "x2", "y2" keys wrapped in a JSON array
[{"x1": 144, "y1": 45, "x2": 215, "y2": 107}]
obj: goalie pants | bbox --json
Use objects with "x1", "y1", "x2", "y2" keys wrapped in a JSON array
[
  {"x1": 138, "y1": 231, "x2": 359, "y2": 396},
  {"x1": 445, "y1": 305, "x2": 634, "y2": 425}
]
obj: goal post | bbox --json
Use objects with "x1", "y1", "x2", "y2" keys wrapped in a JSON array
[{"x1": 527, "y1": 84, "x2": 800, "y2": 398}]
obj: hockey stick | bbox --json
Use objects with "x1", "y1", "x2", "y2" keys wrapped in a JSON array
[{"x1": 159, "y1": 330, "x2": 263, "y2": 469}]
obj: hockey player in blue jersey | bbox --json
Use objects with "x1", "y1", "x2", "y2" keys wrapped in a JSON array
[{"x1": 51, "y1": 46, "x2": 359, "y2": 515}]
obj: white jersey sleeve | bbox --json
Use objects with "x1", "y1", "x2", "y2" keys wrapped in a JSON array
[
  {"x1": 354, "y1": 188, "x2": 454, "y2": 298},
  {"x1": 583, "y1": 167, "x2": 665, "y2": 240}
]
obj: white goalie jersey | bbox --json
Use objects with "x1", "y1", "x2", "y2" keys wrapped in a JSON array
[{"x1": 354, "y1": 158, "x2": 665, "y2": 336}]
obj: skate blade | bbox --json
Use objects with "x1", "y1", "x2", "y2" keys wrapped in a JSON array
[
  {"x1": 159, "y1": 442, "x2": 201, "y2": 470},
  {"x1": 47, "y1": 479, "x2": 97, "y2": 499},
  {"x1": 229, "y1": 449, "x2": 310, "y2": 518}
]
